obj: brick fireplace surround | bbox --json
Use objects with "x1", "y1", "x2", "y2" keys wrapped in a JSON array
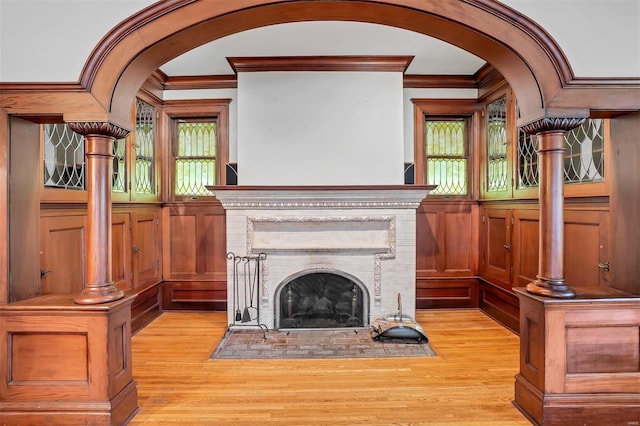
[{"x1": 211, "y1": 186, "x2": 432, "y2": 329}]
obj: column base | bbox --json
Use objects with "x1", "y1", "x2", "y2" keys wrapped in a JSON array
[
  {"x1": 74, "y1": 283, "x2": 125, "y2": 304},
  {"x1": 526, "y1": 279, "x2": 575, "y2": 299}
]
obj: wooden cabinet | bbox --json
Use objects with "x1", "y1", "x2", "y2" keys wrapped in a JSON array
[
  {"x1": 40, "y1": 213, "x2": 87, "y2": 295},
  {"x1": 131, "y1": 210, "x2": 162, "y2": 287},
  {"x1": 479, "y1": 203, "x2": 610, "y2": 332}
]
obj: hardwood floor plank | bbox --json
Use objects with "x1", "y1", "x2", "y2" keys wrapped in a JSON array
[{"x1": 130, "y1": 310, "x2": 530, "y2": 425}]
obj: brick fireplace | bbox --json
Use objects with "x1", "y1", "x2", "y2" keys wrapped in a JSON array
[{"x1": 212, "y1": 186, "x2": 431, "y2": 329}]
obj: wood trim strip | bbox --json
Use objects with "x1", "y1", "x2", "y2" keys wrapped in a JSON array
[
  {"x1": 163, "y1": 75, "x2": 238, "y2": 90},
  {"x1": 226, "y1": 55, "x2": 414, "y2": 73},
  {"x1": 403, "y1": 74, "x2": 477, "y2": 88}
]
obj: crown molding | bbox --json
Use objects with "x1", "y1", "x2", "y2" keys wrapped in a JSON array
[{"x1": 226, "y1": 55, "x2": 414, "y2": 73}]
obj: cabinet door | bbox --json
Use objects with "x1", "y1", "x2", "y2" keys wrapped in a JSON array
[
  {"x1": 512, "y1": 209, "x2": 539, "y2": 287},
  {"x1": 112, "y1": 212, "x2": 132, "y2": 291},
  {"x1": 480, "y1": 208, "x2": 512, "y2": 290},
  {"x1": 564, "y1": 210, "x2": 609, "y2": 288},
  {"x1": 40, "y1": 214, "x2": 86, "y2": 294},
  {"x1": 132, "y1": 210, "x2": 162, "y2": 287}
]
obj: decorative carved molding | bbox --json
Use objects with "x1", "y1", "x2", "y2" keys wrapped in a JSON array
[
  {"x1": 227, "y1": 56, "x2": 414, "y2": 73},
  {"x1": 246, "y1": 215, "x2": 397, "y2": 307},
  {"x1": 520, "y1": 117, "x2": 587, "y2": 135},
  {"x1": 67, "y1": 121, "x2": 130, "y2": 139}
]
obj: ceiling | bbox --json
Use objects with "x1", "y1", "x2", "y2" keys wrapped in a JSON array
[{"x1": 159, "y1": 21, "x2": 487, "y2": 77}]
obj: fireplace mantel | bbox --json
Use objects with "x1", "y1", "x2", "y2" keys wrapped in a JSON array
[
  {"x1": 208, "y1": 185, "x2": 435, "y2": 209},
  {"x1": 209, "y1": 185, "x2": 434, "y2": 329}
]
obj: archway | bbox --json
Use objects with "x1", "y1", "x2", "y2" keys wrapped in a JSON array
[{"x1": 81, "y1": 0, "x2": 577, "y2": 129}]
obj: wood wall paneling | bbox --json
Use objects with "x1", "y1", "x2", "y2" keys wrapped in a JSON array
[
  {"x1": 564, "y1": 210, "x2": 609, "y2": 288},
  {"x1": 478, "y1": 281, "x2": 520, "y2": 333},
  {"x1": 39, "y1": 214, "x2": 86, "y2": 295},
  {"x1": 416, "y1": 202, "x2": 479, "y2": 309},
  {"x1": 112, "y1": 212, "x2": 132, "y2": 291},
  {"x1": 132, "y1": 210, "x2": 162, "y2": 287},
  {"x1": 162, "y1": 203, "x2": 227, "y2": 310},
  {"x1": 514, "y1": 288, "x2": 640, "y2": 425},
  {"x1": 480, "y1": 208, "x2": 512, "y2": 290},
  {"x1": 0, "y1": 294, "x2": 138, "y2": 425},
  {"x1": 609, "y1": 112, "x2": 640, "y2": 294},
  {"x1": 9, "y1": 118, "x2": 41, "y2": 302},
  {"x1": 512, "y1": 209, "x2": 539, "y2": 287}
]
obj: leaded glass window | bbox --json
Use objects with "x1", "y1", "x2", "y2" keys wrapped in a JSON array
[
  {"x1": 112, "y1": 138, "x2": 126, "y2": 192},
  {"x1": 517, "y1": 119, "x2": 605, "y2": 188},
  {"x1": 43, "y1": 123, "x2": 85, "y2": 190},
  {"x1": 486, "y1": 96, "x2": 508, "y2": 192},
  {"x1": 134, "y1": 98, "x2": 155, "y2": 194},
  {"x1": 564, "y1": 119, "x2": 604, "y2": 184},
  {"x1": 174, "y1": 120, "x2": 218, "y2": 196},
  {"x1": 424, "y1": 119, "x2": 468, "y2": 195}
]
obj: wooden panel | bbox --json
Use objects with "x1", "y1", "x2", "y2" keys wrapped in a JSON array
[
  {"x1": 415, "y1": 278, "x2": 478, "y2": 309},
  {"x1": 566, "y1": 326, "x2": 639, "y2": 374},
  {"x1": 610, "y1": 112, "x2": 640, "y2": 294},
  {"x1": 168, "y1": 213, "x2": 197, "y2": 275},
  {"x1": 479, "y1": 280, "x2": 519, "y2": 333},
  {"x1": 40, "y1": 214, "x2": 86, "y2": 294},
  {"x1": 9, "y1": 117, "x2": 41, "y2": 302},
  {"x1": 513, "y1": 209, "x2": 539, "y2": 287},
  {"x1": 416, "y1": 208, "x2": 438, "y2": 273},
  {"x1": 443, "y1": 211, "x2": 473, "y2": 272},
  {"x1": 416, "y1": 202, "x2": 477, "y2": 278},
  {"x1": 203, "y1": 212, "x2": 227, "y2": 275},
  {"x1": 564, "y1": 210, "x2": 609, "y2": 288},
  {"x1": 164, "y1": 204, "x2": 227, "y2": 282},
  {"x1": 0, "y1": 294, "x2": 138, "y2": 425},
  {"x1": 130, "y1": 283, "x2": 161, "y2": 334},
  {"x1": 480, "y1": 208, "x2": 511, "y2": 289},
  {"x1": 132, "y1": 209, "x2": 161, "y2": 287},
  {"x1": 112, "y1": 212, "x2": 132, "y2": 291},
  {"x1": 162, "y1": 281, "x2": 226, "y2": 311},
  {"x1": 11, "y1": 333, "x2": 88, "y2": 381}
]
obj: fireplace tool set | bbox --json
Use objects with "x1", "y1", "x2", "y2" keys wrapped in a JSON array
[{"x1": 227, "y1": 252, "x2": 267, "y2": 329}]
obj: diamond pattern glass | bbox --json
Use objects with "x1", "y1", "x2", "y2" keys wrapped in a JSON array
[
  {"x1": 486, "y1": 97, "x2": 508, "y2": 192},
  {"x1": 425, "y1": 120, "x2": 467, "y2": 195},
  {"x1": 175, "y1": 121, "x2": 217, "y2": 196},
  {"x1": 135, "y1": 98, "x2": 156, "y2": 194},
  {"x1": 43, "y1": 123, "x2": 85, "y2": 190},
  {"x1": 112, "y1": 138, "x2": 126, "y2": 192}
]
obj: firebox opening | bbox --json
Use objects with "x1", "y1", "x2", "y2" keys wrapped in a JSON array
[{"x1": 276, "y1": 271, "x2": 369, "y2": 329}]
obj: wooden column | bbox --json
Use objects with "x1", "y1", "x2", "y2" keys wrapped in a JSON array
[
  {"x1": 68, "y1": 122, "x2": 129, "y2": 304},
  {"x1": 521, "y1": 118, "x2": 585, "y2": 299}
]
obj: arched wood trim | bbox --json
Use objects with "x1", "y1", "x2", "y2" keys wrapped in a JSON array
[{"x1": 79, "y1": 0, "x2": 578, "y2": 128}]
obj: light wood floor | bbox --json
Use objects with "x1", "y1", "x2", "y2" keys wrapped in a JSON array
[{"x1": 129, "y1": 310, "x2": 531, "y2": 425}]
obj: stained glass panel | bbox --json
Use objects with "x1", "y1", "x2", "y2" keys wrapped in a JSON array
[
  {"x1": 425, "y1": 120, "x2": 467, "y2": 196},
  {"x1": 486, "y1": 97, "x2": 508, "y2": 192},
  {"x1": 175, "y1": 121, "x2": 217, "y2": 196},
  {"x1": 43, "y1": 123, "x2": 85, "y2": 190},
  {"x1": 135, "y1": 98, "x2": 155, "y2": 194}
]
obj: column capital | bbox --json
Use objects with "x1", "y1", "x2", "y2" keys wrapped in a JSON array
[
  {"x1": 67, "y1": 121, "x2": 130, "y2": 139},
  {"x1": 521, "y1": 117, "x2": 586, "y2": 135}
]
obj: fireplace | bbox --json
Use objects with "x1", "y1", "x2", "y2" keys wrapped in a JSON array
[
  {"x1": 211, "y1": 186, "x2": 432, "y2": 330},
  {"x1": 277, "y1": 271, "x2": 367, "y2": 329}
]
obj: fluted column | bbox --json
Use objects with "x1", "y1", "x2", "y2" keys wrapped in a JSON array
[
  {"x1": 521, "y1": 117, "x2": 586, "y2": 298},
  {"x1": 68, "y1": 122, "x2": 129, "y2": 304}
]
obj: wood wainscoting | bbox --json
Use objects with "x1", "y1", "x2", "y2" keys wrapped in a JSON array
[
  {"x1": 513, "y1": 287, "x2": 640, "y2": 425},
  {"x1": 0, "y1": 294, "x2": 138, "y2": 425}
]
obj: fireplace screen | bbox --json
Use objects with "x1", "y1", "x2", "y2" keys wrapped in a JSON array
[{"x1": 277, "y1": 272, "x2": 366, "y2": 329}]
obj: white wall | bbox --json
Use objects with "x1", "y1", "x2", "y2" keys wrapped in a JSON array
[
  {"x1": 236, "y1": 72, "x2": 404, "y2": 185},
  {"x1": 1, "y1": 0, "x2": 638, "y2": 82}
]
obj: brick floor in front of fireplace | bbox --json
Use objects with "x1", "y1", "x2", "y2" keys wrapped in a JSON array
[{"x1": 211, "y1": 328, "x2": 436, "y2": 359}]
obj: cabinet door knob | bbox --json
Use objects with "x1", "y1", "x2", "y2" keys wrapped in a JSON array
[
  {"x1": 503, "y1": 244, "x2": 511, "y2": 251},
  {"x1": 597, "y1": 262, "x2": 610, "y2": 272},
  {"x1": 132, "y1": 246, "x2": 140, "y2": 253}
]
